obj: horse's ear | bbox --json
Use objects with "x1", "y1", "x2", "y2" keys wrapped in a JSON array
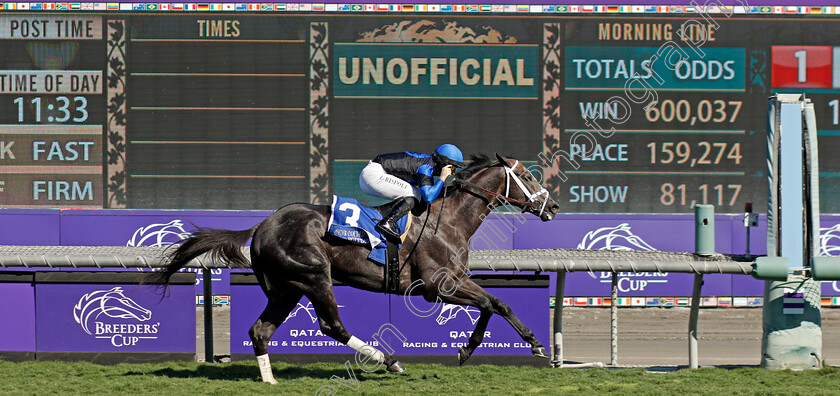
[{"x1": 495, "y1": 153, "x2": 510, "y2": 166}]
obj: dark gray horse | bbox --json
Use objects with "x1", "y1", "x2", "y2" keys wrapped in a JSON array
[{"x1": 148, "y1": 154, "x2": 560, "y2": 383}]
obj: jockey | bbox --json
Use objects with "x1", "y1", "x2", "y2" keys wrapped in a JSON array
[{"x1": 359, "y1": 144, "x2": 466, "y2": 241}]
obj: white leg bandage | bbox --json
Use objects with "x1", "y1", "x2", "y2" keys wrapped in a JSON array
[
  {"x1": 256, "y1": 354, "x2": 278, "y2": 384},
  {"x1": 347, "y1": 336, "x2": 385, "y2": 364}
]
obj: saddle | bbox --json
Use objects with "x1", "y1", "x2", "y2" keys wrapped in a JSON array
[{"x1": 326, "y1": 195, "x2": 412, "y2": 294}]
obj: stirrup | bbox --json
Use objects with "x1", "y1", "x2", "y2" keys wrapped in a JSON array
[{"x1": 376, "y1": 221, "x2": 401, "y2": 241}]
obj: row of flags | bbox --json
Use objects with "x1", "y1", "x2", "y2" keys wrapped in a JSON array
[
  {"x1": 550, "y1": 296, "x2": 840, "y2": 307},
  {"x1": 1, "y1": 3, "x2": 840, "y2": 14},
  {"x1": 196, "y1": 295, "x2": 230, "y2": 305}
]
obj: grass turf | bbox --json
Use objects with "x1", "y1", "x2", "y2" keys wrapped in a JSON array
[{"x1": 1, "y1": 360, "x2": 839, "y2": 395}]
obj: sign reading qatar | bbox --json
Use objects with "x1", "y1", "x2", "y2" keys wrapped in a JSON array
[
  {"x1": 35, "y1": 276, "x2": 194, "y2": 353},
  {"x1": 393, "y1": 283, "x2": 547, "y2": 355},
  {"x1": 231, "y1": 282, "x2": 389, "y2": 354},
  {"x1": 333, "y1": 43, "x2": 538, "y2": 99}
]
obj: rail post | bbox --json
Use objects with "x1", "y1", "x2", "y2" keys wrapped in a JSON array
[
  {"x1": 203, "y1": 268, "x2": 214, "y2": 363},
  {"x1": 610, "y1": 272, "x2": 618, "y2": 366},
  {"x1": 689, "y1": 204, "x2": 714, "y2": 368},
  {"x1": 552, "y1": 271, "x2": 565, "y2": 367}
]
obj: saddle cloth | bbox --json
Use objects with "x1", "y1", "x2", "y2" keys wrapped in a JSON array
[{"x1": 326, "y1": 195, "x2": 410, "y2": 265}]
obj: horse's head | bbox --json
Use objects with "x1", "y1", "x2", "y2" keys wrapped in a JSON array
[{"x1": 457, "y1": 154, "x2": 559, "y2": 221}]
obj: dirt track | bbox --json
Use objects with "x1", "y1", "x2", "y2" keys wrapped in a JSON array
[
  {"x1": 198, "y1": 306, "x2": 840, "y2": 367},
  {"x1": 558, "y1": 307, "x2": 840, "y2": 367}
]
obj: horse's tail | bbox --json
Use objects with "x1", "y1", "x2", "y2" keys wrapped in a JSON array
[{"x1": 144, "y1": 225, "x2": 258, "y2": 289}]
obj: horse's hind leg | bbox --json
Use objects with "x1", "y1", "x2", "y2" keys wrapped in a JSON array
[
  {"x1": 306, "y1": 282, "x2": 406, "y2": 373},
  {"x1": 249, "y1": 290, "x2": 303, "y2": 384}
]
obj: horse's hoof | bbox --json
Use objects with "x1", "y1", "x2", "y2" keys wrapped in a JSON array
[
  {"x1": 387, "y1": 361, "x2": 406, "y2": 373},
  {"x1": 532, "y1": 346, "x2": 549, "y2": 359},
  {"x1": 264, "y1": 379, "x2": 279, "y2": 385},
  {"x1": 458, "y1": 347, "x2": 471, "y2": 365}
]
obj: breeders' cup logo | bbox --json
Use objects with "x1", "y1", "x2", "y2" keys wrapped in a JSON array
[
  {"x1": 126, "y1": 220, "x2": 191, "y2": 247},
  {"x1": 578, "y1": 224, "x2": 666, "y2": 292},
  {"x1": 577, "y1": 223, "x2": 656, "y2": 251},
  {"x1": 73, "y1": 287, "x2": 160, "y2": 347},
  {"x1": 820, "y1": 224, "x2": 840, "y2": 292},
  {"x1": 820, "y1": 224, "x2": 840, "y2": 256},
  {"x1": 126, "y1": 220, "x2": 216, "y2": 281},
  {"x1": 436, "y1": 303, "x2": 480, "y2": 326}
]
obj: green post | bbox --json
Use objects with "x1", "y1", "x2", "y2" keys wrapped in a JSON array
[
  {"x1": 761, "y1": 95, "x2": 822, "y2": 370},
  {"x1": 694, "y1": 204, "x2": 715, "y2": 256}
]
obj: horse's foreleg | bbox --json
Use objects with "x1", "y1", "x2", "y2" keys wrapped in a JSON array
[
  {"x1": 432, "y1": 279, "x2": 547, "y2": 363},
  {"x1": 458, "y1": 311, "x2": 491, "y2": 365},
  {"x1": 249, "y1": 291, "x2": 303, "y2": 384},
  {"x1": 426, "y1": 279, "x2": 495, "y2": 365},
  {"x1": 486, "y1": 294, "x2": 548, "y2": 359},
  {"x1": 307, "y1": 285, "x2": 406, "y2": 373}
]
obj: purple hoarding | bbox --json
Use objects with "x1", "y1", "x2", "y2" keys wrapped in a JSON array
[
  {"x1": 821, "y1": 215, "x2": 840, "y2": 296},
  {"x1": 4, "y1": 209, "x2": 840, "y2": 299},
  {"x1": 391, "y1": 285, "x2": 548, "y2": 355},
  {"x1": 0, "y1": 209, "x2": 60, "y2": 246},
  {"x1": 231, "y1": 274, "x2": 548, "y2": 356},
  {"x1": 231, "y1": 282, "x2": 388, "y2": 354},
  {"x1": 35, "y1": 272, "x2": 195, "y2": 353},
  {"x1": 562, "y1": 272, "x2": 733, "y2": 297},
  {"x1": 0, "y1": 275, "x2": 36, "y2": 354},
  {"x1": 58, "y1": 209, "x2": 271, "y2": 246},
  {"x1": 58, "y1": 209, "x2": 273, "y2": 294}
]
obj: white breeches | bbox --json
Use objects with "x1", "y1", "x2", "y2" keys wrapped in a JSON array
[{"x1": 359, "y1": 161, "x2": 421, "y2": 201}]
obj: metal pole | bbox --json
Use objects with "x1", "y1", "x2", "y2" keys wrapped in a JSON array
[
  {"x1": 688, "y1": 273, "x2": 703, "y2": 368},
  {"x1": 203, "y1": 268, "x2": 214, "y2": 363},
  {"x1": 745, "y1": 222, "x2": 751, "y2": 258},
  {"x1": 552, "y1": 271, "x2": 566, "y2": 367},
  {"x1": 611, "y1": 272, "x2": 618, "y2": 366}
]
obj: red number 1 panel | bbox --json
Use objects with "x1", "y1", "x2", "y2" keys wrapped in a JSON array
[{"x1": 772, "y1": 46, "x2": 833, "y2": 89}]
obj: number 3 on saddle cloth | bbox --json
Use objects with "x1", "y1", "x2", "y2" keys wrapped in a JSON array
[{"x1": 326, "y1": 195, "x2": 412, "y2": 266}]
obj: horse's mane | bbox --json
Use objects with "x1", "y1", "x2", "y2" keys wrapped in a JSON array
[
  {"x1": 443, "y1": 153, "x2": 499, "y2": 197},
  {"x1": 456, "y1": 153, "x2": 497, "y2": 180}
]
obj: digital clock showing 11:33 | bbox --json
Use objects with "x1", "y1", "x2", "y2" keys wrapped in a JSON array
[
  {"x1": 0, "y1": 69, "x2": 104, "y2": 208},
  {"x1": 12, "y1": 96, "x2": 89, "y2": 123}
]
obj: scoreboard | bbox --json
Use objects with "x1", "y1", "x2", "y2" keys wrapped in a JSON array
[
  {"x1": 1, "y1": 16, "x2": 103, "y2": 207},
  {"x1": 0, "y1": 11, "x2": 839, "y2": 213}
]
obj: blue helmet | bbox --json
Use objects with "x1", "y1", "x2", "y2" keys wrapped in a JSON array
[{"x1": 433, "y1": 144, "x2": 465, "y2": 167}]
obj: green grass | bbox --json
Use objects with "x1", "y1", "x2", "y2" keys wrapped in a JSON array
[{"x1": 1, "y1": 360, "x2": 840, "y2": 395}]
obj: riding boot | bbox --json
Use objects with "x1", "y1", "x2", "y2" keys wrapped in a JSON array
[{"x1": 376, "y1": 197, "x2": 415, "y2": 241}]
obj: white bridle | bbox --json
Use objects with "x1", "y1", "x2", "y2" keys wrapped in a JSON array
[{"x1": 503, "y1": 160, "x2": 551, "y2": 217}]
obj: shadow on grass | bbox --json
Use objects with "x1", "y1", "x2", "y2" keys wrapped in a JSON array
[{"x1": 126, "y1": 363, "x2": 393, "y2": 383}]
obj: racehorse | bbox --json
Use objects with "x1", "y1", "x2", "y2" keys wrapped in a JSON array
[{"x1": 148, "y1": 153, "x2": 560, "y2": 383}]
